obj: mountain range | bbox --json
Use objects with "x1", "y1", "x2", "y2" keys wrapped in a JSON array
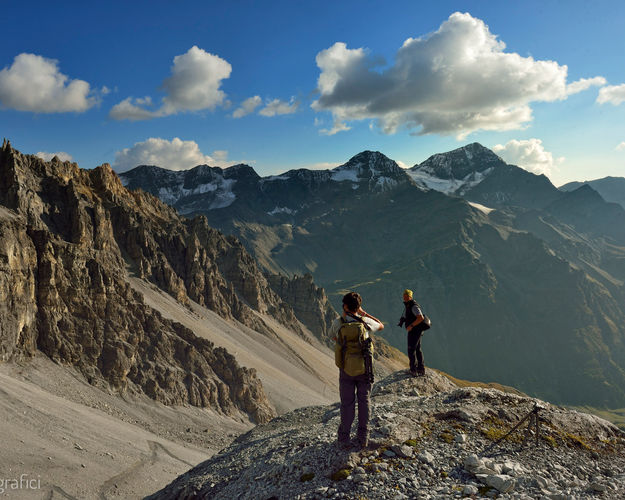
[
  {"x1": 2, "y1": 138, "x2": 624, "y2": 497},
  {"x1": 120, "y1": 143, "x2": 625, "y2": 408}
]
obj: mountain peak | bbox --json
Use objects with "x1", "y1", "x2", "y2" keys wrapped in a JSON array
[
  {"x1": 561, "y1": 183, "x2": 605, "y2": 204},
  {"x1": 406, "y1": 143, "x2": 507, "y2": 195},
  {"x1": 415, "y1": 143, "x2": 506, "y2": 178},
  {"x1": 461, "y1": 142, "x2": 499, "y2": 155},
  {"x1": 325, "y1": 150, "x2": 408, "y2": 192},
  {"x1": 348, "y1": 149, "x2": 390, "y2": 162},
  {"x1": 224, "y1": 163, "x2": 259, "y2": 177},
  {"x1": 335, "y1": 150, "x2": 405, "y2": 177}
]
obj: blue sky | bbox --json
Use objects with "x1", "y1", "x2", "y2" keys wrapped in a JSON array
[{"x1": 1, "y1": 0, "x2": 624, "y2": 186}]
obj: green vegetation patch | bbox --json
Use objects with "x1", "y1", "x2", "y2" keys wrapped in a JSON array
[
  {"x1": 439, "y1": 430, "x2": 454, "y2": 443},
  {"x1": 565, "y1": 433, "x2": 592, "y2": 451},
  {"x1": 541, "y1": 434, "x2": 558, "y2": 448},
  {"x1": 479, "y1": 416, "x2": 523, "y2": 443},
  {"x1": 331, "y1": 468, "x2": 352, "y2": 481}
]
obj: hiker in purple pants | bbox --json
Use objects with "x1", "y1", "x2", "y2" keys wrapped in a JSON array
[{"x1": 331, "y1": 292, "x2": 384, "y2": 449}]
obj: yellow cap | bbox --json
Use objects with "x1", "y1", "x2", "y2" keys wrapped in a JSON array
[{"x1": 403, "y1": 289, "x2": 413, "y2": 298}]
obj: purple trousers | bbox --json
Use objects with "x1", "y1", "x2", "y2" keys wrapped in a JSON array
[{"x1": 338, "y1": 370, "x2": 372, "y2": 442}]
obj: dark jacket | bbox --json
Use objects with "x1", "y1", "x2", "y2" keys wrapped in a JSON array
[{"x1": 401, "y1": 299, "x2": 424, "y2": 332}]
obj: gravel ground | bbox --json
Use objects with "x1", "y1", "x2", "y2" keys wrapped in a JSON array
[{"x1": 149, "y1": 369, "x2": 625, "y2": 500}]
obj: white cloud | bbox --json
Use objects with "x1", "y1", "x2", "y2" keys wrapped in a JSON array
[
  {"x1": 113, "y1": 137, "x2": 232, "y2": 172},
  {"x1": 565, "y1": 77, "x2": 606, "y2": 95},
  {"x1": 109, "y1": 97, "x2": 158, "y2": 121},
  {"x1": 109, "y1": 46, "x2": 232, "y2": 120},
  {"x1": 35, "y1": 151, "x2": 73, "y2": 162},
  {"x1": 597, "y1": 84, "x2": 625, "y2": 105},
  {"x1": 232, "y1": 95, "x2": 262, "y2": 118},
  {"x1": 313, "y1": 115, "x2": 351, "y2": 135},
  {"x1": 319, "y1": 120, "x2": 351, "y2": 136},
  {"x1": 616, "y1": 142, "x2": 625, "y2": 152},
  {"x1": 259, "y1": 97, "x2": 299, "y2": 116},
  {"x1": 0, "y1": 53, "x2": 97, "y2": 112},
  {"x1": 161, "y1": 46, "x2": 231, "y2": 113},
  {"x1": 312, "y1": 12, "x2": 602, "y2": 138},
  {"x1": 493, "y1": 138, "x2": 563, "y2": 177},
  {"x1": 211, "y1": 149, "x2": 228, "y2": 161}
]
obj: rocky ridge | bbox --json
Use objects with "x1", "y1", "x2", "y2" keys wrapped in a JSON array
[
  {"x1": 0, "y1": 140, "x2": 327, "y2": 422},
  {"x1": 149, "y1": 370, "x2": 625, "y2": 499},
  {"x1": 414, "y1": 143, "x2": 507, "y2": 180},
  {"x1": 119, "y1": 150, "x2": 415, "y2": 230},
  {"x1": 265, "y1": 273, "x2": 337, "y2": 342},
  {"x1": 560, "y1": 177, "x2": 625, "y2": 210}
]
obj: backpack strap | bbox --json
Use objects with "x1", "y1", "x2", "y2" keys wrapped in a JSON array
[
  {"x1": 338, "y1": 317, "x2": 347, "y2": 365},
  {"x1": 338, "y1": 317, "x2": 347, "y2": 344},
  {"x1": 345, "y1": 312, "x2": 371, "y2": 331}
]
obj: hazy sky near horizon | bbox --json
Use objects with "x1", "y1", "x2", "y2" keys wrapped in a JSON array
[{"x1": 1, "y1": 0, "x2": 624, "y2": 186}]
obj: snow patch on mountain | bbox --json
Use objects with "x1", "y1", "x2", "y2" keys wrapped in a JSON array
[
  {"x1": 457, "y1": 168, "x2": 493, "y2": 194},
  {"x1": 416, "y1": 154, "x2": 456, "y2": 178},
  {"x1": 268, "y1": 206, "x2": 296, "y2": 216},
  {"x1": 331, "y1": 168, "x2": 360, "y2": 182},
  {"x1": 406, "y1": 169, "x2": 463, "y2": 194},
  {"x1": 157, "y1": 177, "x2": 237, "y2": 207},
  {"x1": 208, "y1": 190, "x2": 237, "y2": 209},
  {"x1": 407, "y1": 167, "x2": 493, "y2": 195},
  {"x1": 375, "y1": 176, "x2": 399, "y2": 190},
  {"x1": 468, "y1": 202, "x2": 494, "y2": 214},
  {"x1": 329, "y1": 153, "x2": 405, "y2": 192}
]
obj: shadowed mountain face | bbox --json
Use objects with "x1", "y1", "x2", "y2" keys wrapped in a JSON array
[
  {"x1": 120, "y1": 145, "x2": 625, "y2": 408},
  {"x1": 561, "y1": 176, "x2": 625, "y2": 210}
]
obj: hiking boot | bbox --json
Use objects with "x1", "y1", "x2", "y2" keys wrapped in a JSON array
[
  {"x1": 337, "y1": 439, "x2": 351, "y2": 450},
  {"x1": 416, "y1": 369, "x2": 426, "y2": 377},
  {"x1": 358, "y1": 437, "x2": 368, "y2": 449},
  {"x1": 359, "y1": 438, "x2": 382, "y2": 450},
  {"x1": 409, "y1": 369, "x2": 418, "y2": 377}
]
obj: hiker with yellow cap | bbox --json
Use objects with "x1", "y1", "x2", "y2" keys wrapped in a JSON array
[{"x1": 398, "y1": 289, "x2": 427, "y2": 377}]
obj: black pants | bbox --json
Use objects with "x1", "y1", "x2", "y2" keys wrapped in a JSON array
[{"x1": 407, "y1": 328, "x2": 425, "y2": 373}]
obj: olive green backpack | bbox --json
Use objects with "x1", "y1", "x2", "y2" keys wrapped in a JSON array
[{"x1": 334, "y1": 318, "x2": 373, "y2": 376}]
